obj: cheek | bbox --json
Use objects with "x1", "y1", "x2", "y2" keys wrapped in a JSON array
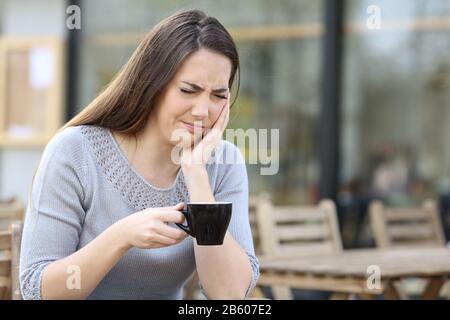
[
  {"x1": 167, "y1": 94, "x2": 191, "y2": 119},
  {"x1": 209, "y1": 106, "x2": 223, "y2": 123},
  {"x1": 156, "y1": 96, "x2": 187, "y2": 127}
]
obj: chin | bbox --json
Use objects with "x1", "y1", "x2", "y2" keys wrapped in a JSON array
[
  {"x1": 168, "y1": 132, "x2": 194, "y2": 148},
  {"x1": 170, "y1": 122, "x2": 202, "y2": 147},
  {"x1": 176, "y1": 139, "x2": 194, "y2": 148}
]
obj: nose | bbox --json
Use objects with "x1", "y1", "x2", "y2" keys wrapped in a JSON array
[{"x1": 191, "y1": 102, "x2": 209, "y2": 119}]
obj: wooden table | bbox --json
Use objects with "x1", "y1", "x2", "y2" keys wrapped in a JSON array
[{"x1": 257, "y1": 247, "x2": 450, "y2": 299}]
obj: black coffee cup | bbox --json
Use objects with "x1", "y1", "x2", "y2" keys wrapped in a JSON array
[{"x1": 176, "y1": 202, "x2": 232, "y2": 245}]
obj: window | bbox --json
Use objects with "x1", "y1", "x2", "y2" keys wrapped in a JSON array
[
  {"x1": 78, "y1": 0, "x2": 324, "y2": 204},
  {"x1": 341, "y1": 0, "x2": 450, "y2": 206}
]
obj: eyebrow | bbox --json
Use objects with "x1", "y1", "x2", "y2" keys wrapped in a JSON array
[{"x1": 181, "y1": 81, "x2": 229, "y2": 94}]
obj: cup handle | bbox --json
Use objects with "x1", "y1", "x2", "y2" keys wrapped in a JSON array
[{"x1": 176, "y1": 209, "x2": 195, "y2": 237}]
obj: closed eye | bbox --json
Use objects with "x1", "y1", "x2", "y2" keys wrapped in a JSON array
[
  {"x1": 180, "y1": 88, "x2": 195, "y2": 94},
  {"x1": 180, "y1": 88, "x2": 227, "y2": 100}
]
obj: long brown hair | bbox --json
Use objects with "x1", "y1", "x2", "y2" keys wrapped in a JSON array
[{"x1": 64, "y1": 9, "x2": 240, "y2": 135}]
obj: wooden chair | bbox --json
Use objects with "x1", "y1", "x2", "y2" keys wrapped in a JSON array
[
  {"x1": 0, "y1": 199, "x2": 24, "y2": 299},
  {"x1": 244, "y1": 194, "x2": 270, "y2": 299},
  {"x1": 0, "y1": 222, "x2": 23, "y2": 300},
  {"x1": 0, "y1": 199, "x2": 24, "y2": 231},
  {"x1": 248, "y1": 193, "x2": 267, "y2": 257},
  {"x1": 257, "y1": 198, "x2": 342, "y2": 257},
  {"x1": 0, "y1": 230, "x2": 11, "y2": 299},
  {"x1": 10, "y1": 223, "x2": 23, "y2": 300},
  {"x1": 252, "y1": 197, "x2": 342, "y2": 299},
  {"x1": 369, "y1": 200, "x2": 446, "y2": 248},
  {"x1": 369, "y1": 200, "x2": 448, "y2": 299}
]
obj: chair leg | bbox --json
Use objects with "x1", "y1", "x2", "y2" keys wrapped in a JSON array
[
  {"x1": 420, "y1": 277, "x2": 446, "y2": 300},
  {"x1": 445, "y1": 280, "x2": 450, "y2": 300},
  {"x1": 384, "y1": 281, "x2": 408, "y2": 300},
  {"x1": 271, "y1": 286, "x2": 293, "y2": 300},
  {"x1": 248, "y1": 286, "x2": 266, "y2": 299},
  {"x1": 329, "y1": 292, "x2": 352, "y2": 300},
  {"x1": 357, "y1": 293, "x2": 377, "y2": 300},
  {"x1": 0, "y1": 276, "x2": 12, "y2": 300}
]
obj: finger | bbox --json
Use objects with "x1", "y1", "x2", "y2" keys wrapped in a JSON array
[
  {"x1": 207, "y1": 106, "x2": 227, "y2": 139},
  {"x1": 153, "y1": 202, "x2": 184, "y2": 211},
  {"x1": 157, "y1": 223, "x2": 189, "y2": 240},
  {"x1": 202, "y1": 129, "x2": 221, "y2": 150},
  {"x1": 216, "y1": 102, "x2": 230, "y2": 132},
  {"x1": 150, "y1": 233, "x2": 181, "y2": 246},
  {"x1": 202, "y1": 128, "x2": 211, "y2": 137},
  {"x1": 225, "y1": 101, "x2": 230, "y2": 123},
  {"x1": 158, "y1": 211, "x2": 186, "y2": 224},
  {"x1": 201, "y1": 109, "x2": 227, "y2": 147},
  {"x1": 210, "y1": 103, "x2": 227, "y2": 131},
  {"x1": 172, "y1": 202, "x2": 185, "y2": 209}
]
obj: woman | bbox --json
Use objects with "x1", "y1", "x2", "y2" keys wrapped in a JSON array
[{"x1": 20, "y1": 9, "x2": 259, "y2": 300}]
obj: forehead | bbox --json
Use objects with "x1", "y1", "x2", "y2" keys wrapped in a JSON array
[{"x1": 173, "y1": 49, "x2": 232, "y2": 88}]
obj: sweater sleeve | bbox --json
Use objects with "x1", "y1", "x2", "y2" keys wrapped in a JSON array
[
  {"x1": 19, "y1": 127, "x2": 88, "y2": 300},
  {"x1": 205, "y1": 140, "x2": 260, "y2": 298}
]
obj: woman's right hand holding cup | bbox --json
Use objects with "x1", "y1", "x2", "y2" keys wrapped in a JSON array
[{"x1": 113, "y1": 202, "x2": 188, "y2": 250}]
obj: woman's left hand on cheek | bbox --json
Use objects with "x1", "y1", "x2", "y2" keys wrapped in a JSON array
[{"x1": 181, "y1": 96, "x2": 230, "y2": 169}]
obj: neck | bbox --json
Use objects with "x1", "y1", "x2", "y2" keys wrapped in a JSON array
[{"x1": 113, "y1": 123, "x2": 180, "y2": 180}]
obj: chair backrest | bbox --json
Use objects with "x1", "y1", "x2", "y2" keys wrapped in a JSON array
[
  {"x1": 369, "y1": 200, "x2": 445, "y2": 248},
  {"x1": 0, "y1": 230, "x2": 12, "y2": 299},
  {"x1": 256, "y1": 198, "x2": 342, "y2": 257},
  {"x1": 0, "y1": 222, "x2": 23, "y2": 300},
  {"x1": 249, "y1": 194, "x2": 269, "y2": 257},
  {"x1": 0, "y1": 199, "x2": 24, "y2": 299},
  {"x1": 0, "y1": 199, "x2": 24, "y2": 231},
  {"x1": 10, "y1": 223, "x2": 23, "y2": 300}
]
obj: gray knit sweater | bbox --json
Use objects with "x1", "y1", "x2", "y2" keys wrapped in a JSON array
[{"x1": 19, "y1": 125, "x2": 259, "y2": 300}]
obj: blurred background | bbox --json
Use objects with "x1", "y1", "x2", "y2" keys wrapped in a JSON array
[{"x1": 1, "y1": 0, "x2": 450, "y2": 249}]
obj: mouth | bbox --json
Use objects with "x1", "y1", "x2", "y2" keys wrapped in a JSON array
[{"x1": 180, "y1": 121, "x2": 206, "y2": 133}]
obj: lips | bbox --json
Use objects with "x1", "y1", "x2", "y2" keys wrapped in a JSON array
[{"x1": 181, "y1": 121, "x2": 206, "y2": 133}]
